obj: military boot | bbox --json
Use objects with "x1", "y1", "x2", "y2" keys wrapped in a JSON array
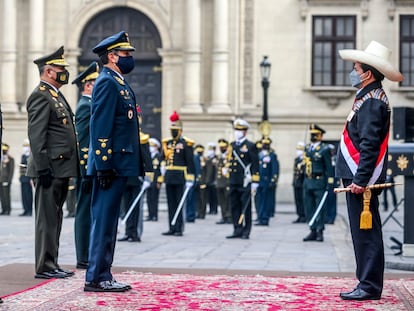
[
  {"x1": 303, "y1": 230, "x2": 317, "y2": 241},
  {"x1": 316, "y1": 230, "x2": 324, "y2": 242}
]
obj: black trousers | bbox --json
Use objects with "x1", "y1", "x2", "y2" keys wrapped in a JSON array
[
  {"x1": 343, "y1": 179, "x2": 384, "y2": 296},
  {"x1": 21, "y1": 181, "x2": 33, "y2": 215},
  {"x1": 294, "y1": 185, "x2": 305, "y2": 218},
  {"x1": 166, "y1": 183, "x2": 185, "y2": 233},
  {"x1": 146, "y1": 183, "x2": 159, "y2": 220},
  {"x1": 229, "y1": 184, "x2": 251, "y2": 237}
]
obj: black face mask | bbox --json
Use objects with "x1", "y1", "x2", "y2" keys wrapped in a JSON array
[
  {"x1": 262, "y1": 145, "x2": 270, "y2": 150},
  {"x1": 52, "y1": 69, "x2": 70, "y2": 85},
  {"x1": 310, "y1": 134, "x2": 319, "y2": 143},
  {"x1": 171, "y1": 129, "x2": 180, "y2": 139},
  {"x1": 220, "y1": 148, "x2": 227, "y2": 154}
]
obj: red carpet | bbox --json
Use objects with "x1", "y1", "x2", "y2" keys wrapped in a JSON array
[{"x1": 2, "y1": 272, "x2": 414, "y2": 310}]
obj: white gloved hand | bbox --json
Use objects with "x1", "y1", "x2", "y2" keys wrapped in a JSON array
[
  {"x1": 142, "y1": 180, "x2": 151, "y2": 190},
  {"x1": 160, "y1": 166, "x2": 166, "y2": 176},
  {"x1": 186, "y1": 181, "x2": 193, "y2": 188},
  {"x1": 251, "y1": 182, "x2": 259, "y2": 192}
]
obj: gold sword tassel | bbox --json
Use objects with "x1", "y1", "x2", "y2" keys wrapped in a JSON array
[{"x1": 360, "y1": 189, "x2": 372, "y2": 230}]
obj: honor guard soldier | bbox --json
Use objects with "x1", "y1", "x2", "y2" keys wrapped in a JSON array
[
  {"x1": 255, "y1": 137, "x2": 279, "y2": 226},
  {"x1": 302, "y1": 124, "x2": 334, "y2": 242},
  {"x1": 118, "y1": 130, "x2": 153, "y2": 242},
  {"x1": 226, "y1": 119, "x2": 259, "y2": 239},
  {"x1": 27, "y1": 46, "x2": 78, "y2": 279},
  {"x1": 161, "y1": 111, "x2": 195, "y2": 236},
  {"x1": 216, "y1": 139, "x2": 231, "y2": 224},
  {"x1": 145, "y1": 138, "x2": 163, "y2": 221},
  {"x1": 72, "y1": 61, "x2": 99, "y2": 269},
  {"x1": 19, "y1": 139, "x2": 33, "y2": 216},
  {"x1": 190, "y1": 144, "x2": 204, "y2": 221},
  {"x1": 0, "y1": 143, "x2": 14, "y2": 215},
  {"x1": 85, "y1": 31, "x2": 141, "y2": 292},
  {"x1": 202, "y1": 142, "x2": 218, "y2": 215},
  {"x1": 292, "y1": 141, "x2": 306, "y2": 223}
]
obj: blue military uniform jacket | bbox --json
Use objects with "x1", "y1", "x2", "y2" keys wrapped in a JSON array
[
  {"x1": 258, "y1": 151, "x2": 279, "y2": 188},
  {"x1": 75, "y1": 95, "x2": 91, "y2": 177},
  {"x1": 87, "y1": 67, "x2": 142, "y2": 177}
]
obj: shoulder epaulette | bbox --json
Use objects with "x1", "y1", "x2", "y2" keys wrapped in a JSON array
[
  {"x1": 140, "y1": 132, "x2": 150, "y2": 144},
  {"x1": 184, "y1": 137, "x2": 195, "y2": 147},
  {"x1": 162, "y1": 138, "x2": 170, "y2": 144}
]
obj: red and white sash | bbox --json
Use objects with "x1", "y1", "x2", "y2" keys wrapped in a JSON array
[{"x1": 339, "y1": 89, "x2": 389, "y2": 185}]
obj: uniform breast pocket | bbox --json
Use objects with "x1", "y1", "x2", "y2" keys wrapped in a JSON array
[{"x1": 55, "y1": 108, "x2": 69, "y2": 125}]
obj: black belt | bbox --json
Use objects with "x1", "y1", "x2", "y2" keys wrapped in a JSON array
[{"x1": 307, "y1": 174, "x2": 324, "y2": 179}]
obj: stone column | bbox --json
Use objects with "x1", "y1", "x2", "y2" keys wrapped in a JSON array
[
  {"x1": 181, "y1": 0, "x2": 203, "y2": 113},
  {"x1": 0, "y1": 0, "x2": 17, "y2": 112},
  {"x1": 27, "y1": 0, "x2": 45, "y2": 95},
  {"x1": 208, "y1": 0, "x2": 231, "y2": 114}
]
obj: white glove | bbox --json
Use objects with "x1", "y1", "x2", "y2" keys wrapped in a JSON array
[
  {"x1": 251, "y1": 182, "x2": 259, "y2": 192},
  {"x1": 160, "y1": 166, "x2": 166, "y2": 176},
  {"x1": 186, "y1": 181, "x2": 193, "y2": 188},
  {"x1": 2, "y1": 182, "x2": 8, "y2": 187},
  {"x1": 142, "y1": 180, "x2": 151, "y2": 190}
]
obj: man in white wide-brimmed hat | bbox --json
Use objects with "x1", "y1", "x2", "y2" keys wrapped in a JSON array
[{"x1": 336, "y1": 41, "x2": 403, "y2": 301}]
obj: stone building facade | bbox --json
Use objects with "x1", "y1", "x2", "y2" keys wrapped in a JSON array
[{"x1": 0, "y1": 0, "x2": 413, "y2": 202}]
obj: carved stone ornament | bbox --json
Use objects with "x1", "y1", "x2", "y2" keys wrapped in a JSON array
[{"x1": 300, "y1": 0, "x2": 369, "y2": 20}]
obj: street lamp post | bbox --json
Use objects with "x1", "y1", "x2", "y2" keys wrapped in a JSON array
[{"x1": 259, "y1": 56, "x2": 271, "y2": 137}]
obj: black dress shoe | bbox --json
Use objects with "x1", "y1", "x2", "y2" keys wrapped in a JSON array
[
  {"x1": 0, "y1": 297, "x2": 3, "y2": 303},
  {"x1": 76, "y1": 261, "x2": 89, "y2": 269},
  {"x1": 84, "y1": 280, "x2": 128, "y2": 292},
  {"x1": 35, "y1": 269, "x2": 68, "y2": 279},
  {"x1": 254, "y1": 222, "x2": 269, "y2": 226},
  {"x1": 340, "y1": 288, "x2": 381, "y2": 300},
  {"x1": 216, "y1": 219, "x2": 226, "y2": 224},
  {"x1": 118, "y1": 235, "x2": 131, "y2": 242},
  {"x1": 303, "y1": 230, "x2": 317, "y2": 241},
  {"x1": 186, "y1": 219, "x2": 195, "y2": 223},
  {"x1": 173, "y1": 231, "x2": 183, "y2": 236},
  {"x1": 58, "y1": 268, "x2": 75, "y2": 277},
  {"x1": 241, "y1": 235, "x2": 249, "y2": 239},
  {"x1": 162, "y1": 230, "x2": 175, "y2": 236},
  {"x1": 226, "y1": 234, "x2": 242, "y2": 239},
  {"x1": 128, "y1": 236, "x2": 141, "y2": 242}
]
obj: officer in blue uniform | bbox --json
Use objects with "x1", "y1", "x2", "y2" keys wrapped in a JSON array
[
  {"x1": 161, "y1": 111, "x2": 195, "y2": 236},
  {"x1": 84, "y1": 31, "x2": 142, "y2": 292},
  {"x1": 226, "y1": 119, "x2": 260, "y2": 239},
  {"x1": 255, "y1": 137, "x2": 278, "y2": 226},
  {"x1": 72, "y1": 61, "x2": 99, "y2": 269},
  {"x1": 302, "y1": 124, "x2": 334, "y2": 242},
  {"x1": 188, "y1": 144, "x2": 203, "y2": 221}
]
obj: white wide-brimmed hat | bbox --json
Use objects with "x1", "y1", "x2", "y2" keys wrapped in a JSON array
[{"x1": 338, "y1": 41, "x2": 404, "y2": 82}]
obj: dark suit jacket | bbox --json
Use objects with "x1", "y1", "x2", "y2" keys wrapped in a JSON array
[
  {"x1": 336, "y1": 81, "x2": 390, "y2": 186},
  {"x1": 26, "y1": 82, "x2": 78, "y2": 178}
]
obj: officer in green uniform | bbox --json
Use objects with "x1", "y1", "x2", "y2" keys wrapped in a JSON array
[
  {"x1": 216, "y1": 139, "x2": 231, "y2": 224},
  {"x1": 27, "y1": 46, "x2": 78, "y2": 279},
  {"x1": 0, "y1": 143, "x2": 14, "y2": 215},
  {"x1": 72, "y1": 61, "x2": 99, "y2": 269},
  {"x1": 161, "y1": 111, "x2": 195, "y2": 236},
  {"x1": 302, "y1": 124, "x2": 334, "y2": 242}
]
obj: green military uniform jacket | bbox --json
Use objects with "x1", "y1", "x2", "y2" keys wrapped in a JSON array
[{"x1": 26, "y1": 81, "x2": 78, "y2": 178}]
